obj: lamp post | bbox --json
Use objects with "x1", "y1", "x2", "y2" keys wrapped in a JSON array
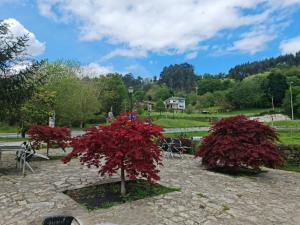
[
  {"x1": 128, "y1": 86, "x2": 133, "y2": 112},
  {"x1": 289, "y1": 82, "x2": 294, "y2": 120}
]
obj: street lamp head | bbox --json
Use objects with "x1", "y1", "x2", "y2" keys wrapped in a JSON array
[{"x1": 128, "y1": 86, "x2": 134, "y2": 94}]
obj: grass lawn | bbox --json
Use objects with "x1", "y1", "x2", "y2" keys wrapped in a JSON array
[
  {"x1": 0, "y1": 123, "x2": 19, "y2": 133},
  {"x1": 148, "y1": 108, "x2": 275, "y2": 119},
  {"x1": 0, "y1": 137, "x2": 28, "y2": 142},
  {"x1": 279, "y1": 164, "x2": 300, "y2": 173},
  {"x1": 164, "y1": 131, "x2": 208, "y2": 138},
  {"x1": 277, "y1": 129, "x2": 300, "y2": 144},
  {"x1": 153, "y1": 118, "x2": 209, "y2": 128},
  {"x1": 268, "y1": 120, "x2": 300, "y2": 127},
  {"x1": 64, "y1": 179, "x2": 180, "y2": 210},
  {"x1": 164, "y1": 129, "x2": 300, "y2": 144}
]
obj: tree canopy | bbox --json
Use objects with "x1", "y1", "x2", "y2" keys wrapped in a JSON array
[{"x1": 159, "y1": 63, "x2": 196, "y2": 91}]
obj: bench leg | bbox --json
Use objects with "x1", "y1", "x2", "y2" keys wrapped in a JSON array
[{"x1": 25, "y1": 162, "x2": 34, "y2": 173}]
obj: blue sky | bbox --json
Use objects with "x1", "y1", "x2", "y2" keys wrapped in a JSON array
[{"x1": 1, "y1": 0, "x2": 300, "y2": 77}]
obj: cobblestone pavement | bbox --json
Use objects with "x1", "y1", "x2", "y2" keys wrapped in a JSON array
[{"x1": 0, "y1": 150, "x2": 300, "y2": 225}]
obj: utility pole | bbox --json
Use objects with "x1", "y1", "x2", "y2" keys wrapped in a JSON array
[
  {"x1": 289, "y1": 82, "x2": 294, "y2": 120},
  {"x1": 128, "y1": 86, "x2": 134, "y2": 120}
]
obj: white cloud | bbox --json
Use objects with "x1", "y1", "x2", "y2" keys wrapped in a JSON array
[
  {"x1": 280, "y1": 36, "x2": 300, "y2": 54},
  {"x1": 185, "y1": 52, "x2": 198, "y2": 60},
  {"x1": 37, "y1": 0, "x2": 300, "y2": 56},
  {"x1": 229, "y1": 30, "x2": 274, "y2": 54},
  {"x1": 36, "y1": 0, "x2": 270, "y2": 53},
  {"x1": 102, "y1": 48, "x2": 147, "y2": 61},
  {"x1": 80, "y1": 63, "x2": 114, "y2": 77},
  {"x1": 2, "y1": 18, "x2": 45, "y2": 56}
]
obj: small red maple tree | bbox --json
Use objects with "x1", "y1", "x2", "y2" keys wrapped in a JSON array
[
  {"x1": 63, "y1": 113, "x2": 164, "y2": 196},
  {"x1": 28, "y1": 125, "x2": 71, "y2": 156},
  {"x1": 196, "y1": 115, "x2": 284, "y2": 171}
]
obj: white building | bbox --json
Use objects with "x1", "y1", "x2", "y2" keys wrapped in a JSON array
[{"x1": 164, "y1": 97, "x2": 185, "y2": 110}]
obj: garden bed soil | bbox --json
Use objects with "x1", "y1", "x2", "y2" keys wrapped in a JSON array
[{"x1": 64, "y1": 179, "x2": 180, "y2": 210}]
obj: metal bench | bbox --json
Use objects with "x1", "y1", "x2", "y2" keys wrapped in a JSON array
[
  {"x1": 158, "y1": 138, "x2": 189, "y2": 159},
  {"x1": 0, "y1": 142, "x2": 49, "y2": 175}
]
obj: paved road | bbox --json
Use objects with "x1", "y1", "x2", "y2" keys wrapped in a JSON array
[{"x1": 1, "y1": 126, "x2": 300, "y2": 139}]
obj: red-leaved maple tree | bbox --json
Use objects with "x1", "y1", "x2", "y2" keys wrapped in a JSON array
[
  {"x1": 196, "y1": 115, "x2": 284, "y2": 171},
  {"x1": 63, "y1": 113, "x2": 163, "y2": 196},
  {"x1": 28, "y1": 125, "x2": 71, "y2": 156}
]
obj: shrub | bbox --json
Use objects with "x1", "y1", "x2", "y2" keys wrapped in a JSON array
[
  {"x1": 195, "y1": 115, "x2": 284, "y2": 171},
  {"x1": 28, "y1": 125, "x2": 71, "y2": 156},
  {"x1": 87, "y1": 114, "x2": 107, "y2": 125},
  {"x1": 63, "y1": 112, "x2": 163, "y2": 196}
]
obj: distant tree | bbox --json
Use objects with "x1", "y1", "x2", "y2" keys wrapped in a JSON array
[
  {"x1": 63, "y1": 113, "x2": 163, "y2": 196},
  {"x1": 146, "y1": 84, "x2": 172, "y2": 102},
  {"x1": 44, "y1": 63, "x2": 99, "y2": 127},
  {"x1": 122, "y1": 73, "x2": 143, "y2": 89},
  {"x1": 282, "y1": 86, "x2": 300, "y2": 118},
  {"x1": 227, "y1": 51, "x2": 300, "y2": 80},
  {"x1": 134, "y1": 90, "x2": 146, "y2": 102},
  {"x1": 185, "y1": 104, "x2": 193, "y2": 114},
  {"x1": 154, "y1": 85, "x2": 173, "y2": 101},
  {"x1": 155, "y1": 99, "x2": 166, "y2": 115},
  {"x1": 76, "y1": 81, "x2": 99, "y2": 128},
  {"x1": 94, "y1": 74, "x2": 128, "y2": 115},
  {"x1": 159, "y1": 63, "x2": 196, "y2": 91},
  {"x1": 186, "y1": 93, "x2": 198, "y2": 106},
  {"x1": 262, "y1": 71, "x2": 288, "y2": 108},
  {"x1": 197, "y1": 92, "x2": 215, "y2": 108},
  {"x1": 197, "y1": 78, "x2": 223, "y2": 95},
  {"x1": 20, "y1": 88, "x2": 56, "y2": 137},
  {"x1": 227, "y1": 76, "x2": 268, "y2": 108}
]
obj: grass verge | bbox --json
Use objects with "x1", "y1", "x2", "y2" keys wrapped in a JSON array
[
  {"x1": 0, "y1": 137, "x2": 28, "y2": 142},
  {"x1": 278, "y1": 164, "x2": 300, "y2": 173}
]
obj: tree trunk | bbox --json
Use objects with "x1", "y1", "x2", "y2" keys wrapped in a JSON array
[
  {"x1": 46, "y1": 143, "x2": 49, "y2": 157},
  {"x1": 80, "y1": 121, "x2": 84, "y2": 129},
  {"x1": 271, "y1": 96, "x2": 275, "y2": 111},
  {"x1": 21, "y1": 129, "x2": 26, "y2": 138},
  {"x1": 120, "y1": 167, "x2": 126, "y2": 196}
]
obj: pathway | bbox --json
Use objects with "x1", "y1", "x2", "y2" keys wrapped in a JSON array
[{"x1": 0, "y1": 150, "x2": 299, "y2": 225}]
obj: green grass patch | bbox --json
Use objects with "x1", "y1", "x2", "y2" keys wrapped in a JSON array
[
  {"x1": 277, "y1": 130, "x2": 300, "y2": 144},
  {"x1": 0, "y1": 123, "x2": 19, "y2": 133},
  {"x1": 0, "y1": 137, "x2": 28, "y2": 142},
  {"x1": 164, "y1": 130, "x2": 300, "y2": 145},
  {"x1": 268, "y1": 120, "x2": 300, "y2": 127},
  {"x1": 147, "y1": 108, "x2": 274, "y2": 119},
  {"x1": 278, "y1": 164, "x2": 300, "y2": 173},
  {"x1": 153, "y1": 118, "x2": 209, "y2": 128},
  {"x1": 64, "y1": 179, "x2": 180, "y2": 210},
  {"x1": 222, "y1": 204, "x2": 230, "y2": 211},
  {"x1": 164, "y1": 131, "x2": 208, "y2": 138}
]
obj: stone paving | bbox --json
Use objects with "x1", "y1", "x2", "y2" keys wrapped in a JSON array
[{"x1": 0, "y1": 149, "x2": 300, "y2": 225}]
